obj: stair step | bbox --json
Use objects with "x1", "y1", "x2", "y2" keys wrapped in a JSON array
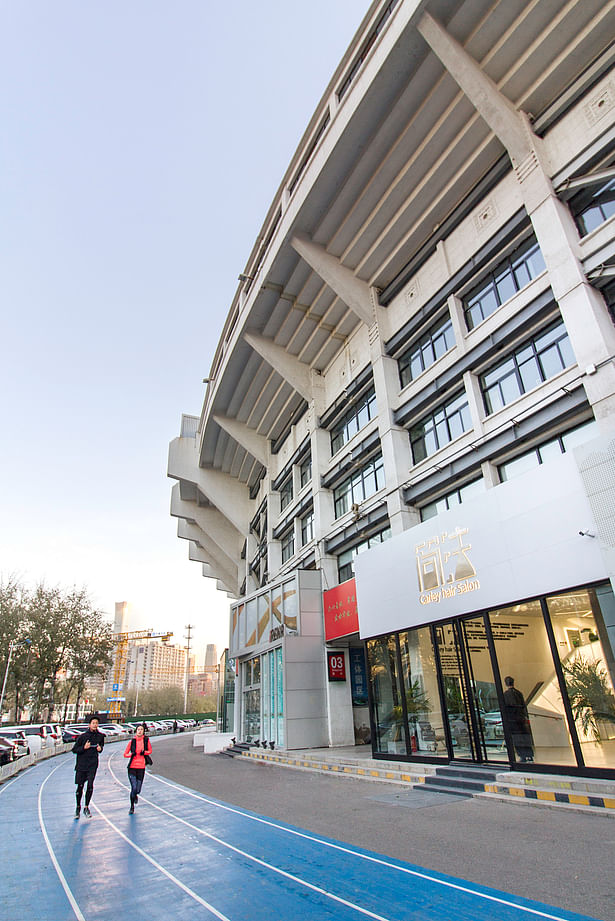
[
  {"x1": 435, "y1": 767, "x2": 498, "y2": 782},
  {"x1": 424, "y1": 775, "x2": 488, "y2": 793},
  {"x1": 415, "y1": 783, "x2": 473, "y2": 798}
]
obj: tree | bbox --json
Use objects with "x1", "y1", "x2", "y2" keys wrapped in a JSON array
[
  {"x1": 0, "y1": 576, "x2": 113, "y2": 722},
  {"x1": 0, "y1": 576, "x2": 32, "y2": 720}
]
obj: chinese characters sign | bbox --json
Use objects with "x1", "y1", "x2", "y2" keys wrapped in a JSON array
[
  {"x1": 324, "y1": 578, "x2": 359, "y2": 641},
  {"x1": 415, "y1": 526, "x2": 480, "y2": 606}
]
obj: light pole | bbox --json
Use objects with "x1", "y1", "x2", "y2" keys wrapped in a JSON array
[{"x1": 0, "y1": 639, "x2": 30, "y2": 719}]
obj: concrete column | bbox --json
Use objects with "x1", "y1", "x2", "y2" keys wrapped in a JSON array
[{"x1": 371, "y1": 302, "x2": 416, "y2": 534}]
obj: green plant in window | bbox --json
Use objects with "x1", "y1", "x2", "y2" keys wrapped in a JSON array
[
  {"x1": 562, "y1": 658, "x2": 615, "y2": 740},
  {"x1": 405, "y1": 678, "x2": 430, "y2": 718}
]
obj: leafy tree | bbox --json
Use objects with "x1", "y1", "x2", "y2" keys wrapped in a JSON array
[{"x1": 0, "y1": 576, "x2": 31, "y2": 719}]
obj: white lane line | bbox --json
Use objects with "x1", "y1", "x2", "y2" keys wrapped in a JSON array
[
  {"x1": 0, "y1": 772, "x2": 25, "y2": 795},
  {"x1": 106, "y1": 756, "x2": 406, "y2": 921},
  {"x1": 91, "y1": 802, "x2": 231, "y2": 921},
  {"x1": 38, "y1": 760, "x2": 86, "y2": 921},
  {"x1": 142, "y1": 763, "x2": 577, "y2": 921}
]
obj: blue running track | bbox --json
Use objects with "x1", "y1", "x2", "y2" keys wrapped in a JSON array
[{"x1": 0, "y1": 742, "x2": 603, "y2": 921}]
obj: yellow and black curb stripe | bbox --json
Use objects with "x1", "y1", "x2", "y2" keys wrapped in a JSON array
[{"x1": 485, "y1": 783, "x2": 615, "y2": 810}]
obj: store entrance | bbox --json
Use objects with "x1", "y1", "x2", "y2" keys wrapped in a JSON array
[{"x1": 434, "y1": 617, "x2": 508, "y2": 764}]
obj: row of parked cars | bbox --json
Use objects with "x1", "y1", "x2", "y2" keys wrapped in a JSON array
[{"x1": 0, "y1": 717, "x2": 207, "y2": 763}]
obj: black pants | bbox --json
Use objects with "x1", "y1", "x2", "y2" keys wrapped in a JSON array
[
  {"x1": 75, "y1": 768, "x2": 97, "y2": 808},
  {"x1": 128, "y1": 768, "x2": 145, "y2": 803}
]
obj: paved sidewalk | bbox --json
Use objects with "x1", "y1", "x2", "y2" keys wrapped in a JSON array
[{"x1": 160, "y1": 735, "x2": 614, "y2": 920}]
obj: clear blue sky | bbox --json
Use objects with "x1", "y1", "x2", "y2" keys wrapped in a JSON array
[{"x1": 0, "y1": 1, "x2": 369, "y2": 663}]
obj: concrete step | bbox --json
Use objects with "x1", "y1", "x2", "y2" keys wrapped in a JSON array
[
  {"x1": 423, "y1": 774, "x2": 491, "y2": 794},
  {"x1": 238, "y1": 748, "x2": 429, "y2": 785}
]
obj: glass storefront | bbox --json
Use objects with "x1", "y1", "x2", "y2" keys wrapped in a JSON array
[
  {"x1": 241, "y1": 648, "x2": 284, "y2": 746},
  {"x1": 366, "y1": 581, "x2": 615, "y2": 774}
]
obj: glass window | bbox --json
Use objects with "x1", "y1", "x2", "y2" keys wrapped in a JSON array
[
  {"x1": 420, "y1": 478, "x2": 485, "y2": 521},
  {"x1": 337, "y1": 527, "x2": 391, "y2": 582},
  {"x1": 489, "y1": 601, "x2": 577, "y2": 766},
  {"x1": 398, "y1": 628, "x2": 446, "y2": 756},
  {"x1": 547, "y1": 586, "x2": 615, "y2": 769},
  {"x1": 301, "y1": 510, "x2": 314, "y2": 546},
  {"x1": 410, "y1": 392, "x2": 471, "y2": 464},
  {"x1": 330, "y1": 386, "x2": 377, "y2": 455},
  {"x1": 300, "y1": 455, "x2": 312, "y2": 488},
  {"x1": 499, "y1": 419, "x2": 598, "y2": 482},
  {"x1": 569, "y1": 175, "x2": 615, "y2": 236},
  {"x1": 463, "y1": 238, "x2": 546, "y2": 330},
  {"x1": 398, "y1": 314, "x2": 455, "y2": 388},
  {"x1": 367, "y1": 635, "x2": 408, "y2": 756},
  {"x1": 481, "y1": 319, "x2": 574, "y2": 415},
  {"x1": 333, "y1": 453, "x2": 385, "y2": 518},
  {"x1": 279, "y1": 476, "x2": 293, "y2": 511},
  {"x1": 281, "y1": 530, "x2": 294, "y2": 563}
]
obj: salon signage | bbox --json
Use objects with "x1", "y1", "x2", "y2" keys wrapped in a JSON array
[{"x1": 354, "y1": 452, "x2": 605, "y2": 639}]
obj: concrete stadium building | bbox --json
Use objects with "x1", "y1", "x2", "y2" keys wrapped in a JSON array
[{"x1": 168, "y1": 0, "x2": 615, "y2": 777}]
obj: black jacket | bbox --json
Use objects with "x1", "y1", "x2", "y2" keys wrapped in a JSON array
[{"x1": 72, "y1": 729, "x2": 105, "y2": 772}]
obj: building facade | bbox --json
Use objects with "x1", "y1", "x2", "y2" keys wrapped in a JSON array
[
  {"x1": 169, "y1": 0, "x2": 615, "y2": 776},
  {"x1": 124, "y1": 642, "x2": 188, "y2": 692}
]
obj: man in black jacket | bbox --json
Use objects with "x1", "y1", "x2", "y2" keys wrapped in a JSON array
[{"x1": 72, "y1": 715, "x2": 105, "y2": 818}]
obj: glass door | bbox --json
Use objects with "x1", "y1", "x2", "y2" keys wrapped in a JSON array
[{"x1": 434, "y1": 618, "x2": 507, "y2": 764}]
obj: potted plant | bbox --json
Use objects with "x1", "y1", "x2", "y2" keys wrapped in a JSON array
[{"x1": 562, "y1": 658, "x2": 615, "y2": 741}]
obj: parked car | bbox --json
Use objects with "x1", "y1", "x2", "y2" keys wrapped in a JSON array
[
  {"x1": 99, "y1": 723, "x2": 125, "y2": 735},
  {"x1": 0, "y1": 729, "x2": 29, "y2": 756},
  {"x1": 61, "y1": 727, "x2": 82, "y2": 743},
  {"x1": 41, "y1": 723, "x2": 63, "y2": 745},
  {"x1": 0, "y1": 737, "x2": 17, "y2": 765}
]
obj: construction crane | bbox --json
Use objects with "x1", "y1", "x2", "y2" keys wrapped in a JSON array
[{"x1": 108, "y1": 629, "x2": 173, "y2": 720}]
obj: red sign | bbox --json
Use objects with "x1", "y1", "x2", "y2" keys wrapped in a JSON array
[
  {"x1": 324, "y1": 578, "x2": 359, "y2": 641},
  {"x1": 327, "y1": 651, "x2": 346, "y2": 681}
]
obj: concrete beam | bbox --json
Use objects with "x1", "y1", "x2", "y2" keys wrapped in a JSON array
[
  {"x1": 171, "y1": 483, "x2": 243, "y2": 564},
  {"x1": 418, "y1": 11, "x2": 532, "y2": 166},
  {"x1": 168, "y1": 437, "x2": 252, "y2": 535},
  {"x1": 243, "y1": 332, "x2": 313, "y2": 402},
  {"x1": 213, "y1": 414, "x2": 269, "y2": 467},
  {"x1": 179, "y1": 522, "x2": 239, "y2": 593},
  {"x1": 290, "y1": 232, "x2": 374, "y2": 326}
]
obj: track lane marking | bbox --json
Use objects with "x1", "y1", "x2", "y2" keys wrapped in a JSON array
[
  {"x1": 134, "y1": 758, "x2": 586, "y2": 921},
  {"x1": 38, "y1": 760, "x2": 86, "y2": 921},
  {"x1": 91, "y1": 801, "x2": 231, "y2": 921},
  {"x1": 107, "y1": 756, "x2": 393, "y2": 921}
]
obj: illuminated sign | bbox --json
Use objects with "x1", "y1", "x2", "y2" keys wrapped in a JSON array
[{"x1": 415, "y1": 526, "x2": 480, "y2": 606}]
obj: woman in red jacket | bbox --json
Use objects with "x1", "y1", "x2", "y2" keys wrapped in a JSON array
[{"x1": 123, "y1": 723, "x2": 152, "y2": 814}]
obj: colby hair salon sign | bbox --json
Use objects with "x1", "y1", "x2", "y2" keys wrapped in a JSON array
[{"x1": 354, "y1": 453, "x2": 606, "y2": 640}]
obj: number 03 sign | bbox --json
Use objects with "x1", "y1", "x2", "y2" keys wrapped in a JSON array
[{"x1": 327, "y1": 651, "x2": 346, "y2": 681}]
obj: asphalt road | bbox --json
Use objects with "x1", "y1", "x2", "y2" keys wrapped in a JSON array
[{"x1": 149, "y1": 735, "x2": 614, "y2": 921}]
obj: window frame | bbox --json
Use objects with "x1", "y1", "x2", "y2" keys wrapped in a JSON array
[
  {"x1": 463, "y1": 237, "x2": 546, "y2": 331},
  {"x1": 398, "y1": 313, "x2": 455, "y2": 388},
  {"x1": 480, "y1": 319, "x2": 575, "y2": 415},
  {"x1": 330, "y1": 386, "x2": 377, "y2": 456},
  {"x1": 333, "y1": 453, "x2": 385, "y2": 519},
  {"x1": 409, "y1": 392, "x2": 471, "y2": 465}
]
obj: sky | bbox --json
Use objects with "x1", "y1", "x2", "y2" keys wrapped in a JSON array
[{"x1": 0, "y1": 1, "x2": 369, "y2": 665}]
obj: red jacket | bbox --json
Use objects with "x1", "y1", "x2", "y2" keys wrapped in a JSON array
[{"x1": 124, "y1": 736, "x2": 152, "y2": 770}]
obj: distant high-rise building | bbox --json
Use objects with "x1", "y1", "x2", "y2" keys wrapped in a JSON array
[
  {"x1": 204, "y1": 644, "x2": 217, "y2": 669},
  {"x1": 124, "y1": 641, "x2": 187, "y2": 691}
]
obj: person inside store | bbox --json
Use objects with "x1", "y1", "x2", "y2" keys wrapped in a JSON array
[
  {"x1": 503, "y1": 676, "x2": 535, "y2": 762},
  {"x1": 124, "y1": 722, "x2": 152, "y2": 814}
]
